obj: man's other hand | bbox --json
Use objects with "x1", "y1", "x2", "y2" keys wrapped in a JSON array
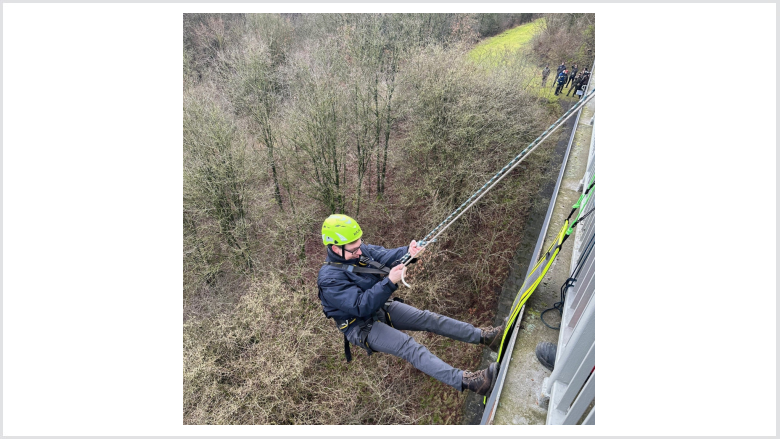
[
  {"x1": 409, "y1": 240, "x2": 423, "y2": 257},
  {"x1": 388, "y1": 264, "x2": 406, "y2": 285}
]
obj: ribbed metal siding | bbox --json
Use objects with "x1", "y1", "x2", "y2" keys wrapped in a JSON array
[
  {"x1": 545, "y1": 118, "x2": 596, "y2": 425},
  {"x1": 562, "y1": 182, "x2": 595, "y2": 348}
]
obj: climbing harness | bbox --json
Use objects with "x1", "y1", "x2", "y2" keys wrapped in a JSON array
[
  {"x1": 335, "y1": 317, "x2": 357, "y2": 362},
  {"x1": 321, "y1": 255, "x2": 408, "y2": 362},
  {"x1": 323, "y1": 255, "x2": 392, "y2": 277},
  {"x1": 395, "y1": 89, "x2": 596, "y2": 288},
  {"x1": 332, "y1": 317, "x2": 371, "y2": 362},
  {"x1": 329, "y1": 297, "x2": 405, "y2": 363}
]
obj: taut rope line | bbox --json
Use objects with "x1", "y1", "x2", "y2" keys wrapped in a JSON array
[{"x1": 399, "y1": 90, "x2": 596, "y2": 287}]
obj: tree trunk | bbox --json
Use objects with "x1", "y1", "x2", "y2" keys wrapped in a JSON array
[{"x1": 264, "y1": 135, "x2": 283, "y2": 210}]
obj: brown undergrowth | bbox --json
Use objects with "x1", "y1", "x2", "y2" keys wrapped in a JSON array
[{"x1": 184, "y1": 13, "x2": 570, "y2": 425}]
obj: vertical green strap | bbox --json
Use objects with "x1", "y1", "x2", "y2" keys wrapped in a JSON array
[{"x1": 567, "y1": 174, "x2": 595, "y2": 235}]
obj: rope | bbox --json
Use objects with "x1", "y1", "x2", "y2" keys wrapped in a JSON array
[
  {"x1": 566, "y1": 178, "x2": 596, "y2": 222},
  {"x1": 571, "y1": 208, "x2": 595, "y2": 229},
  {"x1": 399, "y1": 89, "x2": 596, "y2": 268},
  {"x1": 541, "y1": 232, "x2": 595, "y2": 330},
  {"x1": 565, "y1": 176, "x2": 596, "y2": 235}
]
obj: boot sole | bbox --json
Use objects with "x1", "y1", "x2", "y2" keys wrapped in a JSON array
[{"x1": 535, "y1": 342, "x2": 557, "y2": 371}]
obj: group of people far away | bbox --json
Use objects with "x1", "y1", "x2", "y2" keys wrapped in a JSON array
[{"x1": 540, "y1": 61, "x2": 591, "y2": 99}]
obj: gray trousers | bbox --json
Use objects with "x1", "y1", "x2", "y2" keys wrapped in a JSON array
[{"x1": 345, "y1": 300, "x2": 482, "y2": 391}]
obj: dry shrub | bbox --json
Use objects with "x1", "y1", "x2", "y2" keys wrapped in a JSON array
[
  {"x1": 389, "y1": 43, "x2": 555, "y2": 320},
  {"x1": 184, "y1": 273, "x2": 320, "y2": 424},
  {"x1": 183, "y1": 272, "x2": 476, "y2": 424},
  {"x1": 184, "y1": 14, "x2": 248, "y2": 82},
  {"x1": 183, "y1": 87, "x2": 256, "y2": 288},
  {"x1": 532, "y1": 13, "x2": 595, "y2": 68}
]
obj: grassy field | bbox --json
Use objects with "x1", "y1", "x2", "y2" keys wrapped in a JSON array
[
  {"x1": 467, "y1": 17, "x2": 580, "y2": 105},
  {"x1": 468, "y1": 18, "x2": 544, "y2": 63}
]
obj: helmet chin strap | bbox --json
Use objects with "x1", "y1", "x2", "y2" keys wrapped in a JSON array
[{"x1": 335, "y1": 243, "x2": 361, "y2": 260}]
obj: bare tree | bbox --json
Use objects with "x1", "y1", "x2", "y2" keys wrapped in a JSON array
[
  {"x1": 184, "y1": 90, "x2": 253, "y2": 272},
  {"x1": 228, "y1": 41, "x2": 284, "y2": 210},
  {"x1": 532, "y1": 13, "x2": 595, "y2": 68},
  {"x1": 339, "y1": 14, "x2": 408, "y2": 198},
  {"x1": 285, "y1": 39, "x2": 349, "y2": 214}
]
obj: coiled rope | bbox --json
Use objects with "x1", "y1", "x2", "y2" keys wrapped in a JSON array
[{"x1": 399, "y1": 89, "x2": 596, "y2": 287}]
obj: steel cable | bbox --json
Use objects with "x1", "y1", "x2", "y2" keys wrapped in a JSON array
[{"x1": 399, "y1": 89, "x2": 596, "y2": 271}]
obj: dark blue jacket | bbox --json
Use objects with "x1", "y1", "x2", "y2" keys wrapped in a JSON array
[
  {"x1": 317, "y1": 243, "x2": 409, "y2": 321},
  {"x1": 557, "y1": 72, "x2": 568, "y2": 84}
]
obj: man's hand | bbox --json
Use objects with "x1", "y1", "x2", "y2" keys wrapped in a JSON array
[
  {"x1": 409, "y1": 240, "x2": 423, "y2": 258},
  {"x1": 388, "y1": 263, "x2": 406, "y2": 285}
]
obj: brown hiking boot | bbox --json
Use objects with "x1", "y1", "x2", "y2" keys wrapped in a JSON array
[
  {"x1": 462, "y1": 362, "x2": 499, "y2": 396},
  {"x1": 480, "y1": 316, "x2": 508, "y2": 353}
]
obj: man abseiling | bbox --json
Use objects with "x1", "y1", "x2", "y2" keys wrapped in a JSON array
[{"x1": 317, "y1": 214, "x2": 505, "y2": 396}]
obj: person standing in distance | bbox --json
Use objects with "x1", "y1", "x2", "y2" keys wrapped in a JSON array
[
  {"x1": 567, "y1": 63, "x2": 579, "y2": 87},
  {"x1": 555, "y1": 69, "x2": 568, "y2": 95},
  {"x1": 555, "y1": 62, "x2": 566, "y2": 87},
  {"x1": 541, "y1": 65, "x2": 551, "y2": 87}
]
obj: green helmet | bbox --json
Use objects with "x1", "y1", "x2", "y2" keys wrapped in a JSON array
[{"x1": 322, "y1": 214, "x2": 362, "y2": 246}]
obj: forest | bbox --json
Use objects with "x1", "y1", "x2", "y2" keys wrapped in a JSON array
[{"x1": 183, "y1": 12, "x2": 595, "y2": 425}]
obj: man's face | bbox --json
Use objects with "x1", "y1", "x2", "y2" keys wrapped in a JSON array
[{"x1": 334, "y1": 239, "x2": 363, "y2": 260}]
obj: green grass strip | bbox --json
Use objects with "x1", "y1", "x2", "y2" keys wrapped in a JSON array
[{"x1": 468, "y1": 18, "x2": 544, "y2": 63}]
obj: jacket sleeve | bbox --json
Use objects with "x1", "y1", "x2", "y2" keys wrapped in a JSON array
[
  {"x1": 318, "y1": 270, "x2": 398, "y2": 319},
  {"x1": 362, "y1": 243, "x2": 409, "y2": 267}
]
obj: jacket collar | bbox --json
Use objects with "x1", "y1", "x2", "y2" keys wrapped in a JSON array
[{"x1": 326, "y1": 246, "x2": 362, "y2": 264}]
